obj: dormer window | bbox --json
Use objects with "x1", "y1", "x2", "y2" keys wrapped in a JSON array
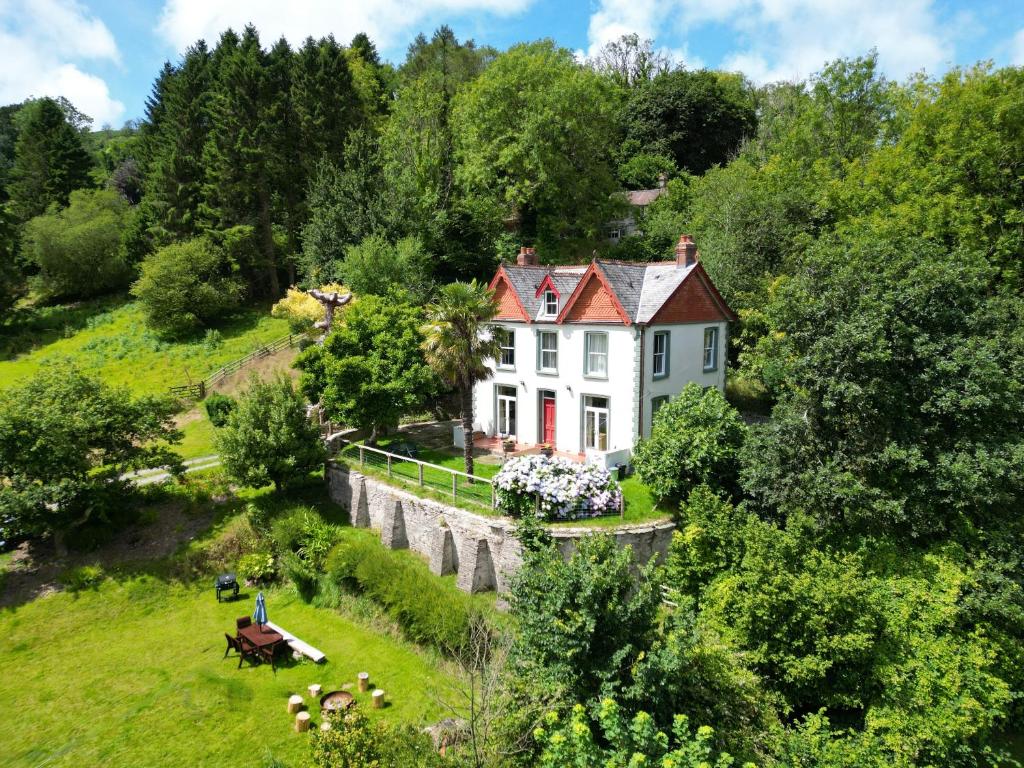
[{"x1": 543, "y1": 290, "x2": 558, "y2": 318}]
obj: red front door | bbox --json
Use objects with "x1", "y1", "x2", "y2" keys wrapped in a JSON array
[{"x1": 542, "y1": 396, "x2": 556, "y2": 444}]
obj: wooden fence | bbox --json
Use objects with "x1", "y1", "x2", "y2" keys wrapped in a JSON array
[{"x1": 168, "y1": 332, "x2": 308, "y2": 400}]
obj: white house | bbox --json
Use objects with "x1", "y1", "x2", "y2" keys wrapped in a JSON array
[{"x1": 472, "y1": 234, "x2": 737, "y2": 468}]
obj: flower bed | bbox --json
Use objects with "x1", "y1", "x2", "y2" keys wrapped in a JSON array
[{"x1": 494, "y1": 455, "x2": 623, "y2": 520}]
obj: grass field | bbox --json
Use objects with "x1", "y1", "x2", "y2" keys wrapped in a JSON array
[
  {"x1": 0, "y1": 579, "x2": 454, "y2": 768},
  {"x1": 0, "y1": 297, "x2": 290, "y2": 396}
]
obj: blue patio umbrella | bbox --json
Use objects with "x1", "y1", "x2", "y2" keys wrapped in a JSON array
[{"x1": 253, "y1": 591, "x2": 268, "y2": 629}]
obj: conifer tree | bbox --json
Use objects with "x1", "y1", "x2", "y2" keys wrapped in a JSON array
[
  {"x1": 292, "y1": 35, "x2": 362, "y2": 178},
  {"x1": 143, "y1": 43, "x2": 213, "y2": 242},
  {"x1": 203, "y1": 25, "x2": 279, "y2": 296},
  {"x1": 7, "y1": 97, "x2": 93, "y2": 222},
  {"x1": 266, "y1": 36, "x2": 303, "y2": 283}
]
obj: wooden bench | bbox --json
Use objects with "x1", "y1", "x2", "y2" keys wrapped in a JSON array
[{"x1": 264, "y1": 621, "x2": 326, "y2": 663}]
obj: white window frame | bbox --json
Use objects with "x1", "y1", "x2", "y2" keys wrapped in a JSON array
[
  {"x1": 496, "y1": 327, "x2": 515, "y2": 369},
  {"x1": 542, "y1": 290, "x2": 558, "y2": 318},
  {"x1": 584, "y1": 331, "x2": 609, "y2": 379},
  {"x1": 703, "y1": 327, "x2": 718, "y2": 372},
  {"x1": 537, "y1": 330, "x2": 558, "y2": 373},
  {"x1": 496, "y1": 385, "x2": 517, "y2": 438},
  {"x1": 583, "y1": 395, "x2": 610, "y2": 452},
  {"x1": 652, "y1": 331, "x2": 669, "y2": 379}
]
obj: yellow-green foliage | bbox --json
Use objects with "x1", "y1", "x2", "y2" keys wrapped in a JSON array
[{"x1": 271, "y1": 283, "x2": 349, "y2": 332}]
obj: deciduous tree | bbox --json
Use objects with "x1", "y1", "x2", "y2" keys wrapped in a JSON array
[
  {"x1": 0, "y1": 366, "x2": 181, "y2": 555},
  {"x1": 216, "y1": 374, "x2": 325, "y2": 492}
]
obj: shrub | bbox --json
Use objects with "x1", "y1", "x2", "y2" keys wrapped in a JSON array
[
  {"x1": 494, "y1": 455, "x2": 622, "y2": 520},
  {"x1": 311, "y1": 709, "x2": 441, "y2": 768},
  {"x1": 59, "y1": 564, "x2": 106, "y2": 591},
  {"x1": 325, "y1": 537, "x2": 474, "y2": 654},
  {"x1": 237, "y1": 552, "x2": 275, "y2": 584},
  {"x1": 632, "y1": 382, "x2": 746, "y2": 503},
  {"x1": 131, "y1": 238, "x2": 243, "y2": 338},
  {"x1": 204, "y1": 392, "x2": 236, "y2": 427},
  {"x1": 271, "y1": 282, "x2": 348, "y2": 332},
  {"x1": 22, "y1": 189, "x2": 131, "y2": 301},
  {"x1": 216, "y1": 374, "x2": 326, "y2": 492}
]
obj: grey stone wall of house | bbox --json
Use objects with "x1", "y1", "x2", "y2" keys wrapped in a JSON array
[{"x1": 325, "y1": 462, "x2": 676, "y2": 594}]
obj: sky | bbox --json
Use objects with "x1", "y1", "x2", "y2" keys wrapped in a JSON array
[{"x1": 1, "y1": 0, "x2": 1023, "y2": 128}]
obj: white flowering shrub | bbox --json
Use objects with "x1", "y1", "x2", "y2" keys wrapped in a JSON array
[{"x1": 494, "y1": 454, "x2": 623, "y2": 520}]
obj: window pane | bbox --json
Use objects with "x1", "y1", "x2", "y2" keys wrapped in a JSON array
[{"x1": 586, "y1": 333, "x2": 608, "y2": 376}]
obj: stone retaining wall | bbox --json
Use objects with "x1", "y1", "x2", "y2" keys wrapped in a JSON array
[{"x1": 325, "y1": 462, "x2": 676, "y2": 594}]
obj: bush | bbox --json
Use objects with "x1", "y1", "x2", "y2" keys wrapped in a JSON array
[
  {"x1": 204, "y1": 392, "x2": 236, "y2": 427},
  {"x1": 271, "y1": 283, "x2": 348, "y2": 332},
  {"x1": 494, "y1": 455, "x2": 623, "y2": 520},
  {"x1": 131, "y1": 237, "x2": 243, "y2": 338},
  {"x1": 325, "y1": 536, "x2": 474, "y2": 654},
  {"x1": 633, "y1": 383, "x2": 746, "y2": 503},
  {"x1": 236, "y1": 552, "x2": 275, "y2": 584},
  {"x1": 59, "y1": 564, "x2": 106, "y2": 591},
  {"x1": 216, "y1": 374, "x2": 326, "y2": 492},
  {"x1": 22, "y1": 189, "x2": 131, "y2": 300},
  {"x1": 311, "y1": 709, "x2": 441, "y2": 768}
]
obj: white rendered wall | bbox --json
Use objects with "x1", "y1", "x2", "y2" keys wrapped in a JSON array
[
  {"x1": 640, "y1": 321, "x2": 728, "y2": 438},
  {"x1": 475, "y1": 322, "x2": 638, "y2": 462}
]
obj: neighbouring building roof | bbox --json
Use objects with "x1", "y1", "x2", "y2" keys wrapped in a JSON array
[
  {"x1": 624, "y1": 187, "x2": 668, "y2": 207},
  {"x1": 489, "y1": 245, "x2": 737, "y2": 326}
]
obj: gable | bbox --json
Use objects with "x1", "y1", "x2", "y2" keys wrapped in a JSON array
[
  {"x1": 491, "y1": 272, "x2": 530, "y2": 322},
  {"x1": 649, "y1": 268, "x2": 733, "y2": 324},
  {"x1": 561, "y1": 270, "x2": 630, "y2": 324}
]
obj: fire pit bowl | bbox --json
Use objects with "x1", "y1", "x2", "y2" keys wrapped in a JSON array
[{"x1": 320, "y1": 690, "x2": 355, "y2": 713}]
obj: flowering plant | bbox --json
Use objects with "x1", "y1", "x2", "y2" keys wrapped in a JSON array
[{"x1": 494, "y1": 454, "x2": 623, "y2": 520}]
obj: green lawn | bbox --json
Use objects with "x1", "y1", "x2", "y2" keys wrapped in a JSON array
[
  {"x1": 0, "y1": 297, "x2": 290, "y2": 396},
  {"x1": 177, "y1": 416, "x2": 219, "y2": 460}
]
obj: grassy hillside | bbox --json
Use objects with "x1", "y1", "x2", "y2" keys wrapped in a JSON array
[{"x1": 0, "y1": 297, "x2": 290, "y2": 396}]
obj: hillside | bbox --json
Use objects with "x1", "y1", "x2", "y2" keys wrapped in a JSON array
[{"x1": 0, "y1": 298, "x2": 290, "y2": 396}]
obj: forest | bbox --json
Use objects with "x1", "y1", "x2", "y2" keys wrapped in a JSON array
[{"x1": 1, "y1": 22, "x2": 1023, "y2": 768}]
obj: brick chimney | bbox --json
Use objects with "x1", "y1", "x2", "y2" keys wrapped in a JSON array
[
  {"x1": 516, "y1": 246, "x2": 538, "y2": 266},
  {"x1": 675, "y1": 234, "x2": 698, "y2": 267}
]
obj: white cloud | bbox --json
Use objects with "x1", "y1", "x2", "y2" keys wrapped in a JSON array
[
  {"x1": 0, "y1": 0, "x2": 124, "y2": 125},
  {"x1": 156, "y1": 0, "x2": 534, "y2": 55},
  {"x1": 586, "y1": 0, "x2": 952, "y2": 83},
  {"x1": 1011, "y1": 28, "x2": 1024, "y2": 66}
]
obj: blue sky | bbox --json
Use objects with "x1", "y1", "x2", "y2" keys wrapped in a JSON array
[{"x1": 1, "y1": 0, "x2": 1023, "y2": 127}]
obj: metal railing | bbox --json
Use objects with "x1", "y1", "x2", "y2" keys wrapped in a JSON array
[
  {"x1": 337, "y1": 440, "x2": 625, "y2": 519},
  {"x1": 339, "y1": 441, "x2": 497, "y2": 509}
]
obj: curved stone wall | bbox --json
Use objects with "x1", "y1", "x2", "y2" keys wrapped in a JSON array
[{"x1": 325, "y1": 462, "x2": 676, "y2": 594}]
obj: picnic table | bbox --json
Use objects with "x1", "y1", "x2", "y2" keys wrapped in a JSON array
[{"x1": 237, "y1": 624, "x2": 285, "y2": 669}]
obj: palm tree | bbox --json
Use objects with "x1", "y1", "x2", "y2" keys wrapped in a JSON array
[{"x1": 421, "y1": 280, "x2": 500, "y2": 476}]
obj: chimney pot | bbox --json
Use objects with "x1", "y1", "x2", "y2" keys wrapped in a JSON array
[
  {"x1": 675, "y1": 234, "x2": 698, "y2": 267},
  {"x1": 517, "y1": 246, "x2": 538, "y2": 266}
]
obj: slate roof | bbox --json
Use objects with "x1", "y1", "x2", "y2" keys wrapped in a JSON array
[
  {"x1": 625, "y1": 187, "x2": 668, "y2": 207},
  {"x1": 635, "y1": 262, "x2": 696, "y2": 323},
  {"x1": 497, "y1": 258, "x2": 726, "y2": 324}
]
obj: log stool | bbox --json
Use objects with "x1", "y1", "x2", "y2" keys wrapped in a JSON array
[
  {"x1": 287, "y1": 694, "x2": 304, "y2": 714},
  {"x1": 357, "y1": 672, "x2": 369, "y2": 693},
  {"x1": 295, "y1": 711, "x2": 311, "y2": 733},
  {"x1": 371, "y1": 689, "x2": 385, "y2": 709},
  {"x1": 308, "y1": 684, "x2": 322, "y2": 698}
]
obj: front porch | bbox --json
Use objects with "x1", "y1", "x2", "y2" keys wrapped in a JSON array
[{"x1": 469, "y1": 434, "x2": 587, "y2": 463}]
